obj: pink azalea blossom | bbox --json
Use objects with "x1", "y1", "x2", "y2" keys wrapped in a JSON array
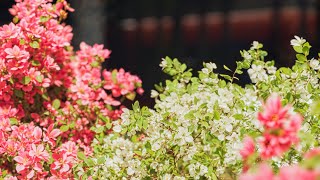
[
  {"x1": 4, "y1": 45, "x2": 29, "y2": 60},
  {"x1": 257, "y1": 94, "x2": 303, "y2": 159},
  {"x1": 240, "y1": 164, "x2": 274, "y2": 180},
  {"x1": 240, "y1": 136, "x2": 255, "y2": 159},
  {"x1": 277, "y1": 165, "x2": 317, "y2": 180},
  {"x1": 258, "y1": 94, "x2": 290, "y2": 129}
]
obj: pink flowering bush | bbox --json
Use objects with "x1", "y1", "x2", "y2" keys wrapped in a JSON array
[{"x1": 0, "y1": 0, "x2": 142, "y2": 179}]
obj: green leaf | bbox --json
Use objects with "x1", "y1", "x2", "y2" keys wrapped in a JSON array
[
  {"x1": 21, "y1": 76, "x2": 31, "y2": 85},
  {"x1": 311, "y1": 100, "x2": 320, "y2": 115},
  {"x1": 9, "y1": 77, "x2": 14, "y2": 84},
  {"x1": 279, "y1": 67, "x2": 292, "y2": 75},
  {"x1": 223, "y1": 65, "x2": 232, "y2": 72},
  {"x1": 31, "y1": 60, "x2": 41, "y2": 66},
  {"x1": 131, "y1": 135, "x2": 139, "y2": 143},
  {"x1": 19, "y1": 39, "x2": 25, "y2": 45},
  {"x1": 97, "y1": 156, "x2": 106, "y2": 164},
  {"x1": 60, "y1": 125, "x2": 69, "y2": 132},
  {"x1": 296, "y1": 54, "x2": 307, "y2": 62},
  {"x1": 98, "y1": 114, "x2": 109, "y2": 123},
  {"x1": 105, "y1": 122, "x2": 112, "y2": 129},
  {"x1": 94, "y1": 126, "x2": 104, "y2": 133},
  {"x1": 180, "y1": 64, "x2": 187, "y2": 72},
  {"x1": 219, "y1": 74, "x2": 232, "y2": 81},
  {"x1": 29, "y1": 41, "x2": 40, "y2": 49},
  {"x1": 84, "y1": 158, "x2": 95, "y2": 167},
  {"x1": 42, "y1": 93, "x2": 49, "y2": 101},
  {"x1": 132, "y1": 101, "x2": 140, "y2": 112},
  {"x1": 52, "y1": 99, "x2": 61, "y2": 110},
  {"x1": 40, "y1": 16, "x2": 50, "y2": 23},
  {"x1": 184, "y1": 111, "x2": 195, "y2": 119},
  {"x1": 77, "y1": 152, "x2": 86, "y2": 160},
  {"x1": 307, "y1": 82, "x2": 313, "y2": 93},
  {"x1": 126, "y1": 92, "x2": 136, "y2": 101},
  {"x1": 90, "y1": 61, "x2": 99, "y2": 68},
  {"x1": 111, "y1": 69, "x2": 117, "y2": 83},
  {"x1": 293, "y1": 46, "x2": 303, "y2": 53},
  {"x1": 9, "y1": 117, "x2": 18, "y2": 125},
  {"x1": 145, "y1": 142, "x2": 151, "y2": 150},
  {"x1": 14, "y1": 89, "x2": 24, "y2": 98},
  {"x1": 36, "y1": 75, "x2": 43, "y2": 83},
  {"x1": 13, "y1": 16, "x2": 19, "y2": 24}
]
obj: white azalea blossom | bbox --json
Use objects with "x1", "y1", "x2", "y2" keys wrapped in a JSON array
[
  {"x1": 250, "y1": 41, "x2": 260, "y2": 50},
  {"x1": 290, "y1": 35, "x2": 306, "y2": 46},
  {"x1": 310, "y1": 58, "x2": 320, "y2": 70},
  {"x1": 248, "y1": 64, "x2": 268, "y2": 83}
]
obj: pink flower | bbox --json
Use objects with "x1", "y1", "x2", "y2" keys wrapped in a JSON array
[
  {"x1": 4, "y1": 45, "x2": 29, "y2": 60},
  {"x1": 50, "y1": 152, "x2": 76, "y2": 178},
  {"x1": 278, "y1": 165, "x2": 317, "y2": 180},
  {"x1": 240, "y1": 136, "x2": 255, "y2": 159},
  {"x1": 240, "y1": 164, "x2": 274, "y2": 180},
  {"x1": 32, "y1": 126, "x2": 42, "y2": 141},
  {"x1": 259, "y1": 133, "x2": 292, "y2": 159},
  {"x1": 0, "y1": 22, "x2": 20, "y2": 39},
  {"x1": 43, "y1": 124, "x2": 61, "y2": 147},
  {"x1": 257, "y1": 94, "x2": 290, "y2": 129},
  {"x1": 29, "y1": 144, "x2": 49, "y2": 161},
  {"x1": 304, "y1": 148, "x2": 320, "y2": 159},
  {"x1": 13, "y1": 152, "x2": 31, "y2": 173},
  {"x1": 257, "y1": 94, "x2": 303, "y2": 159}
]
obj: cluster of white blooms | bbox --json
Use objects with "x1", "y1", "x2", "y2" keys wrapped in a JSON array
[
  {"x1": 114, "y1": 58, "x2": 266, "y2": 178},
  {"x1": 80, "y1": 37, "x2": 320, "y2": 179},
  {"x1": 87, "y1": 135, "x2": 146, "y2": 179}
]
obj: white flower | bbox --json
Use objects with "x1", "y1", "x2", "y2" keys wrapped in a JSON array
[
  {"x1": 225, "y1": 124, "x2": 233, "y2": 133},
  {"x1": 218, "y1": 134, "x2": 225, "y2": 141},
  {"x1": 127, "y1": 167, "x2": 135, "y2": 175},
  {"x1": 243, "y1": 51, "x2": 252, "y2": 60},
  {"x1": 150, "y1": 90, "x2": 159, "y2": 98},
  {"x1": 290, "y1": 35, "x2": 306, "y2": 46},
  {"x1": 206, "y1": 62, "x2": 217, "y2": 70},
  {"x1": 199, "y1": 165, "x2": 208, "y2": 175},
  {"x1": 163, "y1": 174, "x2": 172, "y2": 180},
  {"x1": 266, "y1": 66, "x2": 277, "y2": 74},
  {"x1": 160, "y1": 59, "x2": 168, "y2": 69},
  {"x1": 113, "y1": 121, "x2": 122, "y2": 133},
  {"x1": 250, "y1": 41, "x2": 260, "y2": 50},
  {"x1": 248, "y1": 64, "x2": 267, "y2": 83},
  {"x1": 152, "y1": 141, "x2": 161, "y2": 151},
  {"x1": 121, "y1": 108, "x2": 130, "y2": 125},
  {"x1": 201, "y1": 68, "x2": 209, "y2": 74},
  {"x1": 310, "y1": 58, "x2": 320, "y2": 70}
]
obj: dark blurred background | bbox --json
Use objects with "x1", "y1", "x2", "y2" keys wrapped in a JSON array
[{"x1": 1, "y1": 0, "x2": 320, "y2": 106}]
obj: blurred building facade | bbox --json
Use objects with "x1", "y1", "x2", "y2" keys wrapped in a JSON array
[{"x1": 101, "y1": 0, "x2": 319, "y2": 93}]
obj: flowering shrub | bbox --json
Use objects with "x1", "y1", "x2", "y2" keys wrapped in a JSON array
[
  {"x1": 2, "y1": 0, "x2": 320, "y2": 179},
  {"x1": 77, "y1": 36, "x2": 320, "y2": 179},
  {"x1": 0, "y1": 0, "x2": 142, "y2": 179}
]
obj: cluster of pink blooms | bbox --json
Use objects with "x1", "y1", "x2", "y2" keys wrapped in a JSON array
[
  {"x1": 239, "y1": 95, "x2": 320, "y2": 179},
  {"x1": 0, "y1": 0, "x2": 143, "y2": 179},
  {"x1": 240, "y1": 163, "x2": 318, "y2": 180},
  {"x1": 240, "y1": 94, "x2": 303, "y2": 160},
  {"x1": 240, "y1": 148, "x2": 320, "y2": 180},
  {"x1": 257, "y1": 95, "x2": 303, "y2": 158}
]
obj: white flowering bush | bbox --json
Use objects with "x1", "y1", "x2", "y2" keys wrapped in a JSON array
[{"x1": 74, "y1": 37, "x2": 320, "y2": 179}]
